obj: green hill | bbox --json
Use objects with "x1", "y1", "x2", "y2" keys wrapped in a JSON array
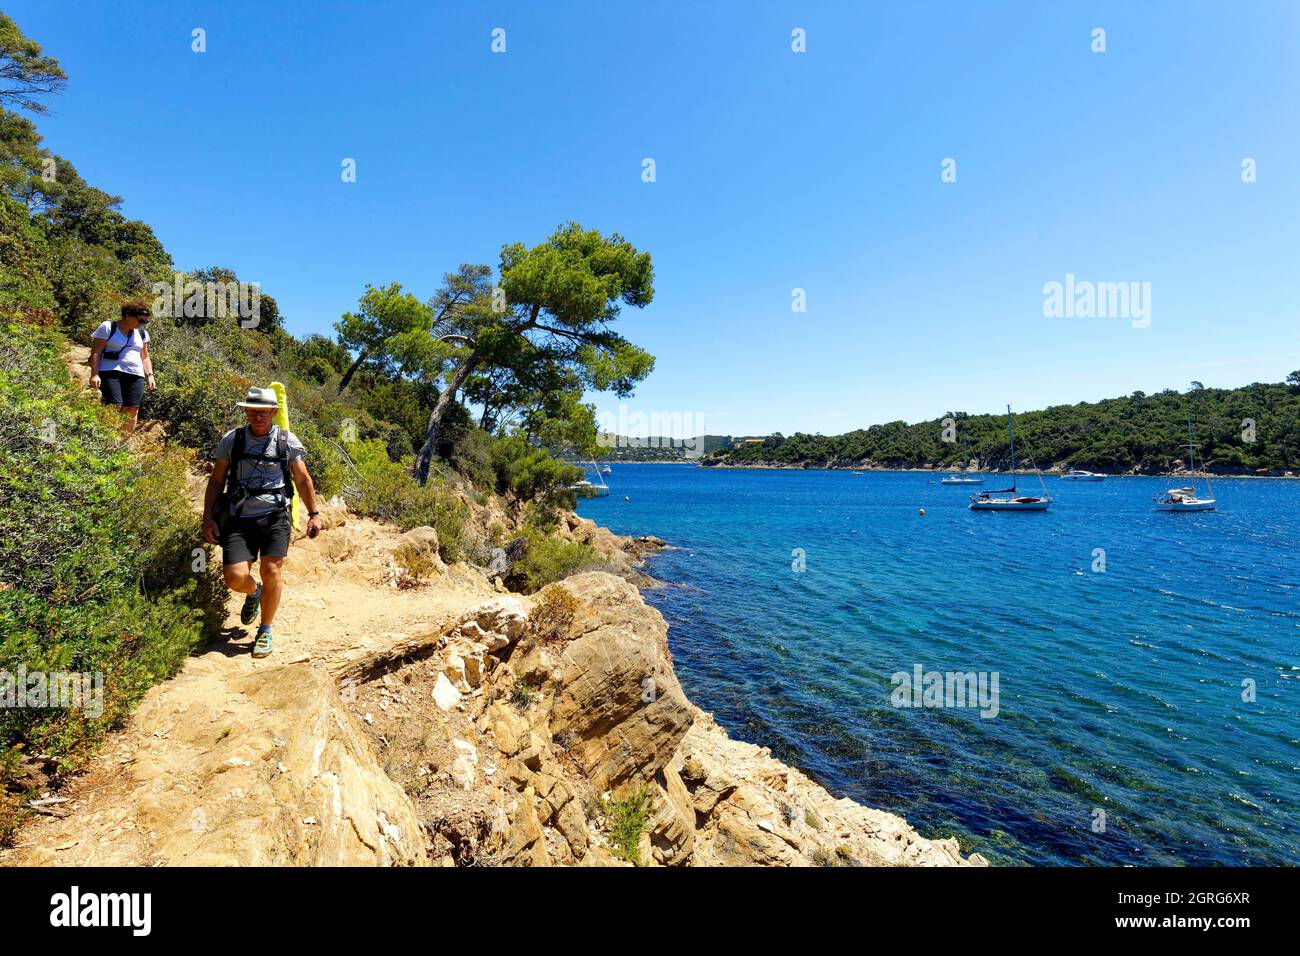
[{"x1": 706, "y1": 385, "x2": 1300, "y2": 475}]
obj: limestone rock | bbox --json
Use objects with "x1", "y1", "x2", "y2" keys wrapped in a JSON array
[
  {"x1": 536, "y1": 574, "x2": 694, "y2": 791},
  {"x1": 10, "y1": 664, "x2": 426, "y2": 866},
  {"x1": 432, "y1": 673, "x2": 461, "y2": 710},
  {"x1": 449, "y1": 740, "x2": 478, "y2": 790}
]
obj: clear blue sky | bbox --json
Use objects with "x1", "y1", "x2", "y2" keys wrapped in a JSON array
[{"x1": 10, "y1": 0, "x2": 1300, "y2": 437}]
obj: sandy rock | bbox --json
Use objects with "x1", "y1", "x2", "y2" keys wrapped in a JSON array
[
  {"x1": 443, "y1": 652, "x2": 471, "y2": 693},
  {"x1": 461, "y1": 596, "x2": 527, "y2": 641},
  {"x1": 676, "y1": 710, "x2": 984, "y2": 868},
  {"x1": 534, "y1": 574, "x2": 694, "y2": 791},
  {"x1": 11, "y1": 664, "x2": 425, "y2": 866}
]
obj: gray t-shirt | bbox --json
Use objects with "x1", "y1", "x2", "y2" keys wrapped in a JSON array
[{"x1": 214, "y1": 425, "x2": 305, "y2": 518}]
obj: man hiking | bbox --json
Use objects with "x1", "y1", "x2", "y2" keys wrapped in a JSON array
[{"x1": 202, "y1": 387, "x2": 323, "y2": 658}]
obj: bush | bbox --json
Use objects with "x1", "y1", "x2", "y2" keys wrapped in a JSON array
[
  {"x1": 0, "y1": 321, "x2": 218, "y2": 820},
  {"x1": 506, "y1": 526, "x2": 602, "y2": 594},
  {"x1": 528, "y1": 584, "x2": 580, "y2": 638},
  {"x1": 490, "y1": 434, "x2": 581, "y2": 508},
  {"x1": 348, "y1": 439, "x2": 467, "y2": 562},
  {"x1": 598, "y1": 786, "x2": 650, "y2": 865}
]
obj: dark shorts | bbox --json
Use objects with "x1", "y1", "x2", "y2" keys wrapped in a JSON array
[
  {"x1": 99, "y1": 370, "x2": 146, "y2": 407},
  {"x1": 220, "y1": 508, "x2": 292, "y2": 565}
]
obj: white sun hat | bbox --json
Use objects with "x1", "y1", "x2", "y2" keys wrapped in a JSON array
[{"x1": 235, "y1": 386, "x2": 280, "y2": 410}]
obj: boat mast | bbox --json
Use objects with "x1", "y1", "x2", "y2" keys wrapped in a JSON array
[{"x1": 1006, "y1": 405, "x2": 1016, "y2": 492}]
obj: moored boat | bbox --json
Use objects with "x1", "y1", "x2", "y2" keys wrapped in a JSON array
[
  {"x1": 1154, "y1": 412, "x2": 1215, "y2": 512},
  {"x1": 970, "y1": 406, "x2": 1052, "y2": 511}
]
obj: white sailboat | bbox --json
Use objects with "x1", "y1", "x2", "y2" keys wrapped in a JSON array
[
  {"x1": 569, "y1": 460, "x2": 611, "y2": 497},
  {"x1": 1154, "y1": 412, "x2": 1215, "y2": 512},
  {"x1": 969, "y1": 406, "x2": 1052, "y2": 511},
  {"x1": 941, "y1": 437, "x2": 984, "y2": 485}
]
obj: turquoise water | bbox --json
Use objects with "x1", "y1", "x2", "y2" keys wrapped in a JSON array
[{"x1": 577, "y1": 465, "x2": 1300, "y2": 865}]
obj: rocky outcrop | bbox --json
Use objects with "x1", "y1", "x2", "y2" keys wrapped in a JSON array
[
  {"x1": 554, "y1": 512, "x2": 666, "y2": 579},
  {"x1": 356, "y1": 572, "x2": 984, "y2": 867}
]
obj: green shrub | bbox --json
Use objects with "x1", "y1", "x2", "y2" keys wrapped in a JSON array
[
  {"x1": 348, "y1": 439, "x2": 467, "y2": 562},
  {"x1": 506, "y1": 527, "x2": 602, "y2": 594},
  {"x1": 509, "y1": 678, "x2": 540, "y2": 710},
  {"x1": 490, "y1": 434, "x2": 581, "y2": 508},
  {"x1": 598, "y1": 786, "x2": 650, "y2": 865},
  {"x1": 0, "y1": 321, "x2": 217, "y2": 816}
]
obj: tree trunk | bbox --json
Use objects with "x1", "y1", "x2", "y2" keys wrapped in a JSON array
[
  {"x1": 337, "y1": 348, "x2": 369, "y2": 394},
  {"x1": 414, "y1": 353, "x2": 480, "y2": 484}
]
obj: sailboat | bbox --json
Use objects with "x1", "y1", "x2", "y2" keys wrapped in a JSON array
[
  {"x1": 568, "y1": 459, "x2": 611, "y2": 497},
  {"x1": 941, "y1": 437, "x2": 984, "y2": 485},
  {"x1": 969, "y1": 406, "x2": 1052, "y2": 511},
  {"x1": 1154, "y1": 412, "x2": 1215, "y2": 512}
]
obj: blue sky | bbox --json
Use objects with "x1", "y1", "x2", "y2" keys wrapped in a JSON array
[{"x1": 10, "y1": 0, "x2": 1300, "y2": 436}]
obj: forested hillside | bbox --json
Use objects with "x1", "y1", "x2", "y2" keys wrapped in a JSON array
[{"x1": 707, "y1": 385, "x2": 1300, "y2": 474}]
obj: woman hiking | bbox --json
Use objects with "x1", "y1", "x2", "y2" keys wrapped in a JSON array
[
  {"x1": 89, "y1": 299, "x2": 156, "y2": 434},
  {"x1": 202, "y1": 386, "x2": 323, "y2": 658}
]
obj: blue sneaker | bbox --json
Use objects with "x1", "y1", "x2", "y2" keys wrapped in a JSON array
[
  {"x1": 240, "y1": 583, "x2": 262, "y2": 625},
  {"x1": 252, "y1": 625, "x2": 273, "y2": 659}
]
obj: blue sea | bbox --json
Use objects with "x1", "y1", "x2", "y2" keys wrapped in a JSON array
[{"x1": 577, "y1": 465, "x2": 1300, "y2": 866}]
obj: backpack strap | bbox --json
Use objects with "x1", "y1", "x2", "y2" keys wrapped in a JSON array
[
  {"x1": 225, "y1": 426, "x2": 247, "y2": 498},
  {"x1": 276, "y1": 428, "x2": 295, "y2": 502}
]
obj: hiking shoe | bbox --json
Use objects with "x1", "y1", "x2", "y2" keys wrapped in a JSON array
[
  {"x1": 240, "y1": 583, "x2": 262, "y2": 625},
  {"x1": 252, "y1": 626, "x2": 273, "y2": 659}
]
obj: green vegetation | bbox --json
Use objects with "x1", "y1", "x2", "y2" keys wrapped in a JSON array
[
  {"x1": 509, "y1": 679, "x2": 541, "y2": 711},
  {"x1": 0, "y1": 320, "x2": 223, "y2": 829},
  {"x1": 528, "y1": 584, "x2": 581, "y2": 639},
  {"x1": 709, "y1": 385, "x2": 1300, "y2": 474},
  {"x1": 594, "y1": 434, "x2": 731, "y2": 462},
  {"x1": 596, "y1": 786, "x2": 650, "y2": 865},
  {"x1": 505, "y1": 527, "x2": 603, "y2": 595}
]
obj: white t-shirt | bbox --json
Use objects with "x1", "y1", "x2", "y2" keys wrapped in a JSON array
[{"x1": 92, "y1": 321, "x2": 150, "y2": 376}]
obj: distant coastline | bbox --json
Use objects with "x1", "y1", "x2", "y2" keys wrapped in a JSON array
[{"x1": 697, "y1": 461, "x2": 1299, "y2": 478}]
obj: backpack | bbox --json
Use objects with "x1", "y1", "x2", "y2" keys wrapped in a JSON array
[
  {"x1": 102, "y1": 321, "x2": 141, "y2": 361},
  {"x1": 215, "y1": 426, "x2": 294, "y2": 524}
]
